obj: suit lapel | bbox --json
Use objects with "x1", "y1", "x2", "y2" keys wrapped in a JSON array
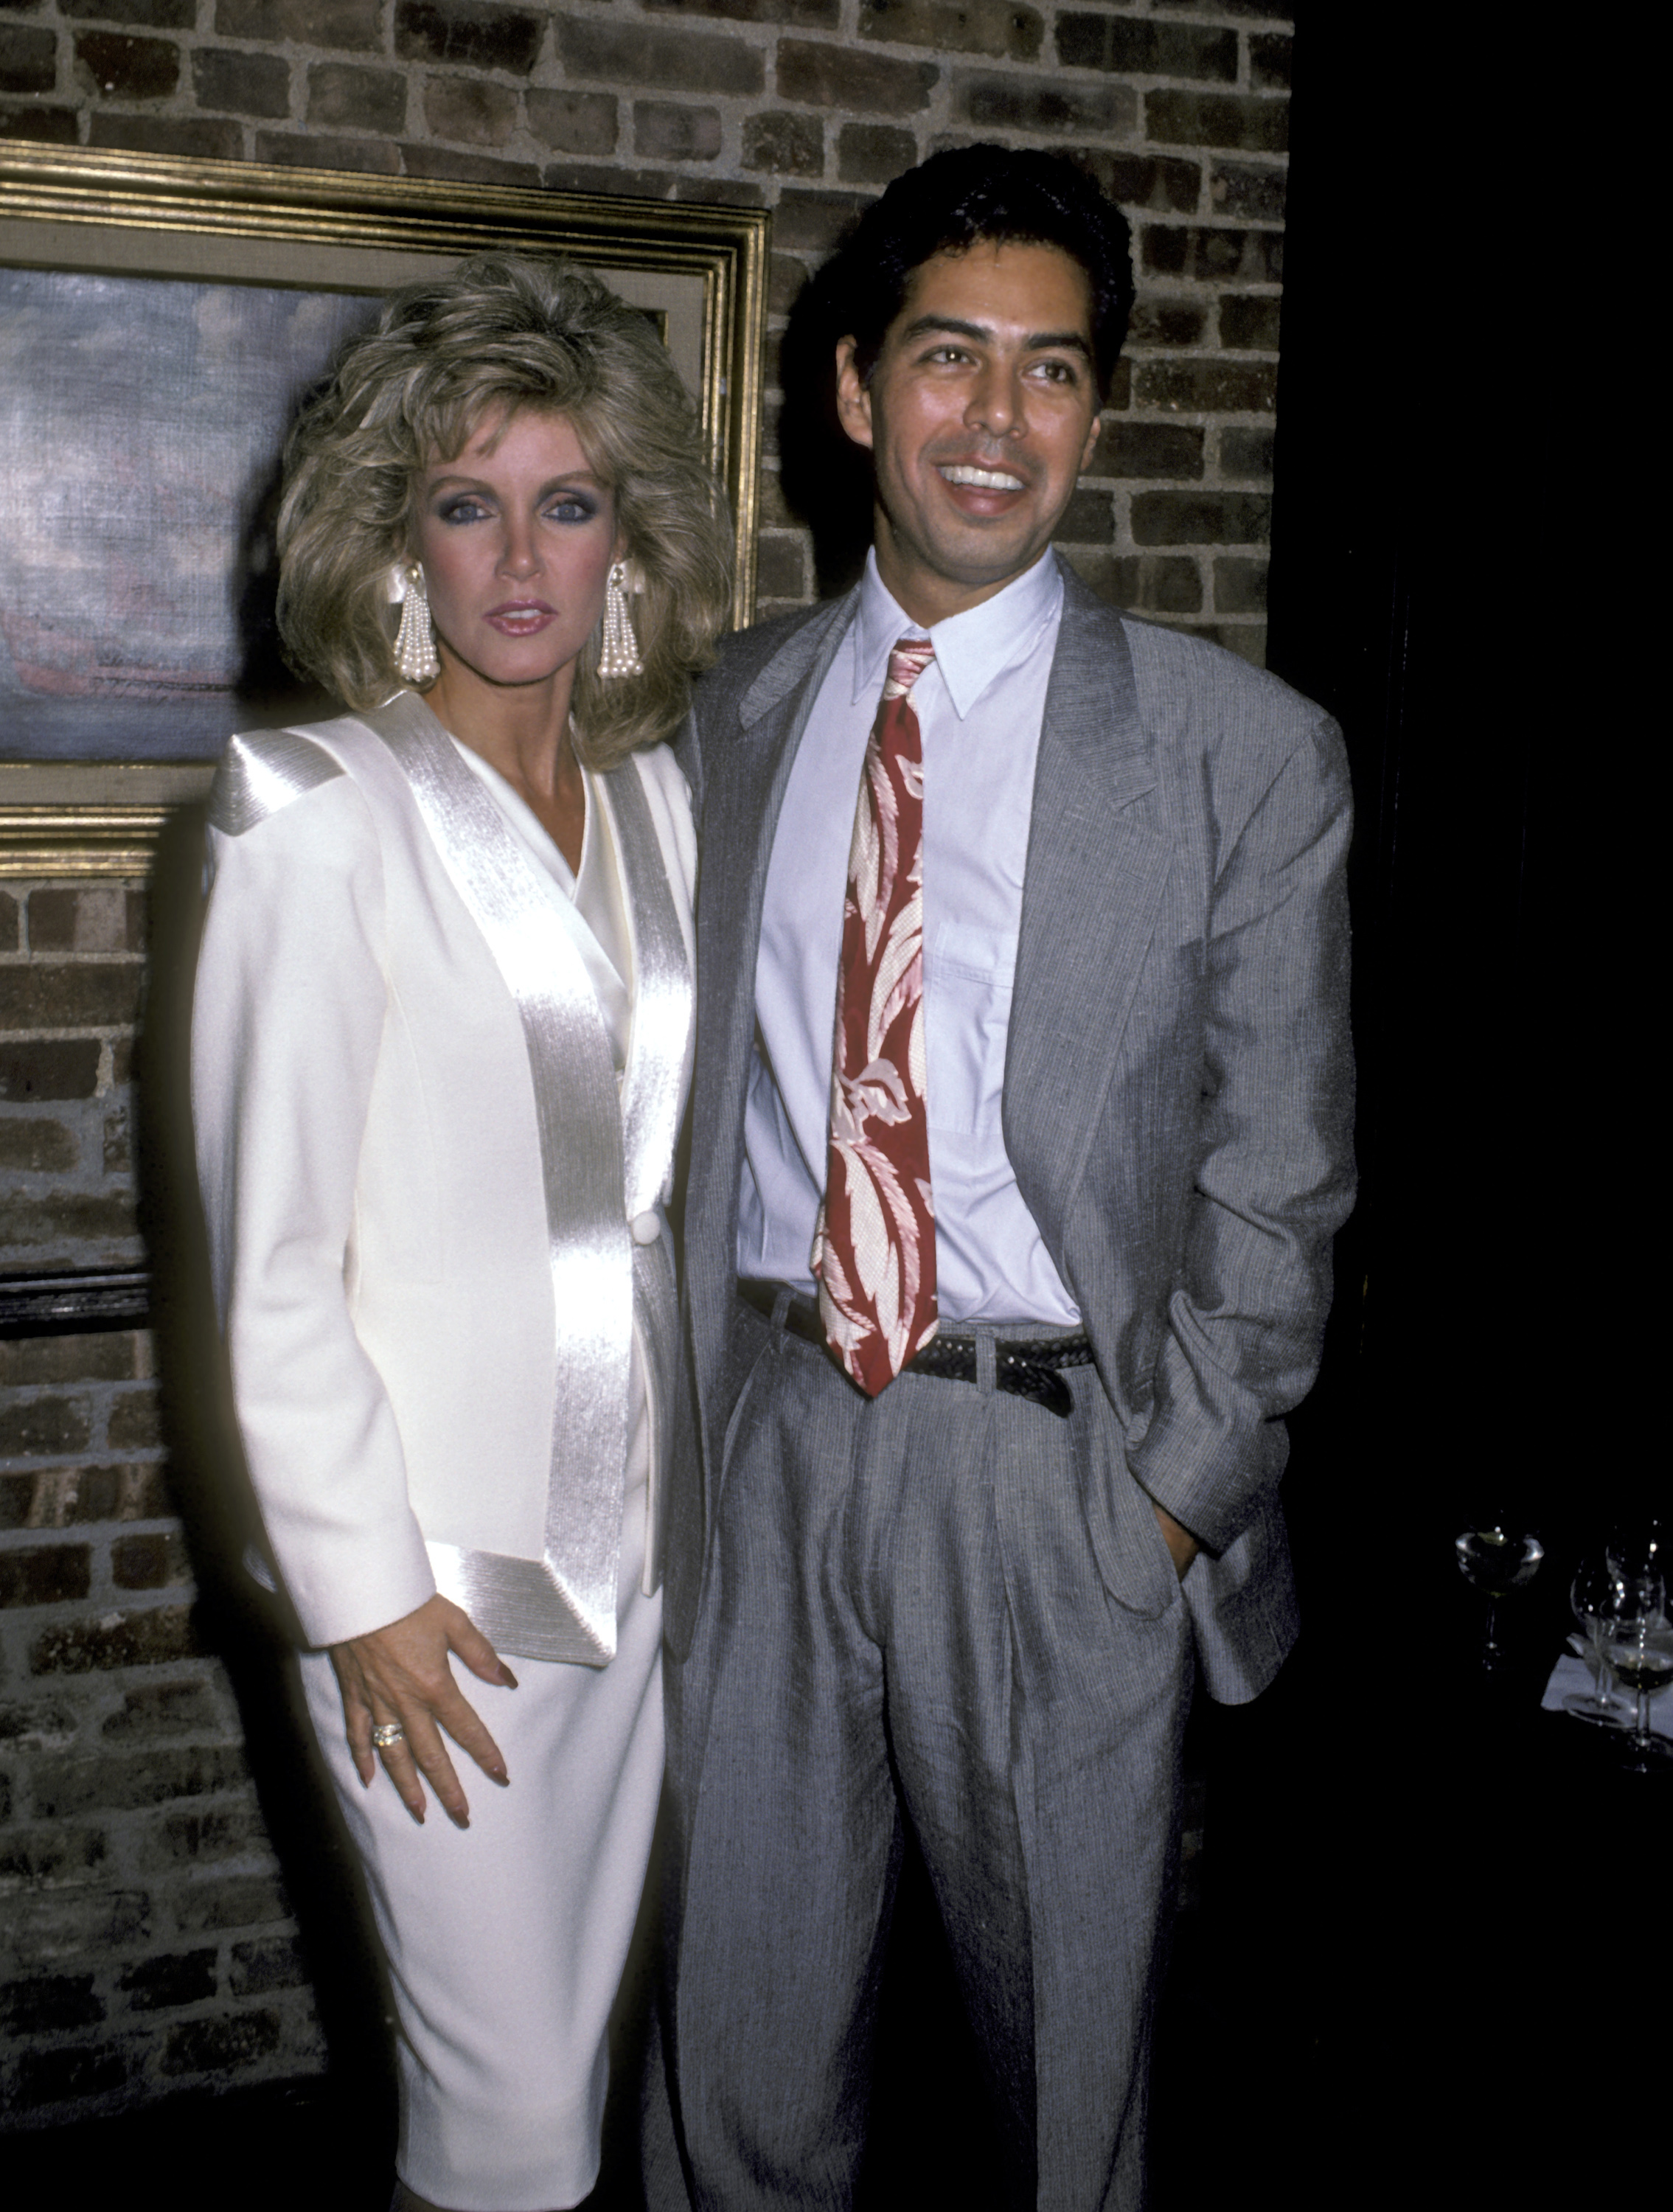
[
  {"x1": 1006, "y1": 568, "x2": 1172, "y2": 1263},
  {"x1": 687, "y1": 593, "x2": 857, "y2": 1455}
]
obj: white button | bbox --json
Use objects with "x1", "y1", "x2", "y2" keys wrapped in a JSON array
[{"x1": 630, "y1": 1211, "x2": 661, "y2": 1246}]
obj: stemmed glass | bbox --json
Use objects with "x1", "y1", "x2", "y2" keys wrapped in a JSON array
[
  {"x1": 1563, "y1": 1554, "x2": 1631, "y2": 1727},
  {"x1": 1454, "y1": 1525, "x2": 1545, "y2": 1671},
  {"x1": 1601, "y1": 1559, "x2": 1673, "y2": 1771}
]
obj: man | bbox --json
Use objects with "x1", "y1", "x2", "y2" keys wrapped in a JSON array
[{"x1": 656, "y1": 145, "x2": 1354, "y2": 2209}]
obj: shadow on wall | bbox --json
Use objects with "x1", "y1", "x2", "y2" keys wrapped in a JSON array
[
  {"x1": 774, "y1": 268, "x2": 875, "y2": 604},
  {"x1": 131, "y1": 803, "x2": 399, "y2": 2155}
]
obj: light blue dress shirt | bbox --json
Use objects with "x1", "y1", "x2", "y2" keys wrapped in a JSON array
[{"x1": 738, "y1": 548, "x2": 1082, "y2": 1326}]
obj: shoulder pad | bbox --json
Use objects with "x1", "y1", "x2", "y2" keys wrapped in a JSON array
[{"x1": 207, "y1": 729, "x2": 344, "y2": 837}]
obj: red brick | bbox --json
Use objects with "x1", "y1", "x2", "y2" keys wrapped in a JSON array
[
  {"x1": 1214, "y1": 556, "x2": 1268, "y2": 614},
  {"x1": 252, "y1": 128, "x2": 401, "y2": 171},
  {"x1": 10, "y1": 2042, "x2": 131, "y2": 2110},
  {"x1": 0, "y1": 963, "x2": 143, "y2": 1032},
  {"x1": 0, "y1": 23, "x2": 55, "y2": 94},
  {"x1": 1130, "y1": 490, "x2": 1270, "y2": 546},
  {"x1": 0, "y1": 889, "x2": 17, "y2": 953},
  {"x1": 1113, "y1": 554, "x2": 1205, "y2": 615},
  {"x1": 1141, "y1": 224, "x2": 1283, "y2": 285},
  {"x1": 160, "y1": 2006, "x2": 281, "y2": 2076},
  {"x1": 636, "y1": 99, "x2": 723, "y2": 162},
  {"x1": 541, "y1": 161, "x2": 674, "y2": 201},
  {"x1": 63, "y1": 0, "x2": 195, "y2": 24},
  {"x1": 0, "y1": 1043, "x2": 101, "y2": 1103},
  {"x1": 26, "y1": 888, "x2": 145, "y2": 955},
  {"x1": 1126, "y1": 297, "x2": 1208, "y2": 349},
  {"x1": 1070, "y1": 148, "x2": 1200, "y2": 215},
  {"x1": 1, "y1": 1463, "x2": 174, "y2": 1533},
  {"x1": 836, "y1": 120, "x2": 914, "y2": 186},
  {"x1": 0, "y1": 100, "x2": 77, "y2": 142},
  {"x1": 3, "y1": 1885, "x2": 150, "y2": 1969},
  {"x1": 0, "y1": 1543, "x2": 92, "y2": 1609},
  {"x1": 306, "y1": 60, "x2": 406, "y2": 133},
  {"x1": 0, "y1": 1117, "x2": 79, "y2": 1174},
  {"x1": 105, "y1": 1390, "x2": 164, "y2": 1453},
  {"x1": 74, "y1": 29, "x2": 180, "y2": 98},
  {"x1": 30, "y1": 1603, "x2": 199, "y2": 1676},
  {"x1": 1251, "y1": 33, "x2": 1293, "y2": 91},
  {"x1": 558, "y1": 15, "x2": 762, "y2": 94},
  {"x1": 172, "y1": 1874, "x2": 291, "y2": 1933},
  {"x1": 0, "y1": 1826, "x2": 107, "y2": 1885},
  {"x1": 0, "y1": 1397, "x2": 95, "y2": 1459},
  {"x1": 1091, "y1": 420, "x2": 1205, "y2": 479},
  {"x1": 85, "y1": 111, "x2": 243, "y2": 158},
  {"x1": 111, "y1": 1531, "x2": 192, "y2": 1591},
  {"x1": 0, "y1": 1191, "x2": 144, "y2": 1249},
  {"x1": 643, "y1": 0, "x2": 837, "y2": 17},
  {"x1": 954, "y1": 68, "x2": 1133, "y2": 137},
  {"x1": 0, "y1": 1335, "x2": 142, "y2": 1388},
  {"x1": 401, "y1": 142, "x2": 540, "y2": 185},
  {"x1": 214, "y1": 0, "x2": 379, "y2": 45},
  {"x1": 394, "y1": 0, "x2": 543, "y2": 72},
  {"x1": 778, "y1": 35, "x2": 936, "y2": 114},
  {"x1": 0, "y1": 1973, "x2": 104, "y2": 2036},
  {"x1": 1220, "y1": 293, "x2": 1282, "y2": 350},
  {"x1": 1219, "y1": 425, "x2": 1274, "y2": 481},
  {"x1": 228, "y1": 1934, "x2": 307, "y2": 1994},
  {"x1": 772, "y1": 187, "x2": 872, "y2": 253},
  {"x1": 742, "y1": 111, "x2": 821, "y2": 175},
  {"x1": 147, "y1": 1801, "x2": 265, "y2": 1865},
  {"x1": 526, "y1": 86, "x2": 616, "y2": 154},
  {"x1": 1135, "y1": 358, "x2": 1277, "y2": 413},
  {"x1": 1052, "y1": 487, "x2": 1113, "y2": 543},
  {"x1": 863, "y1": 0, "x2": 1041, "y2": 60},
  {"x1": 1057, "y1": 15, "x2": 1235, "y2": 80},
  {"x1": 118, "y1": 1947, "x2": 218, "y2": 2011},
  {"x1": 423, "y1": 73, "x2": 516, "y2": 145},
  {"x1": 1210, "y1": 159, "x2": 1287, "y2": 222},
  {"x1": 1146, "y1": 88, "x2": 1288, "y2": 154},
  {"x1": 190, "y1": 45, "x2": 291, "y2": 117}
]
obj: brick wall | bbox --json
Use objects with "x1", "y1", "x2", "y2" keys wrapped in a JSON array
[{"x1": 3, "y1": 0, "x2": 1290, "y2": 2127}]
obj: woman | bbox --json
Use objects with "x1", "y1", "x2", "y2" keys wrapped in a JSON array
[{"x1": 192, "y1": 257, "x2": 731, "y2": 2212}]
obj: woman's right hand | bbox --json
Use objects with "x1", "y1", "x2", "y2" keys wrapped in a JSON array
[{"x1": 328, "y1": 1593, "x2": 518, "y2": 1828}]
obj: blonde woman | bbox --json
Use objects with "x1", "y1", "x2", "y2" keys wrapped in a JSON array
[{"x1": 192, "y1": 257, "x2": 731, "y2": 2212}]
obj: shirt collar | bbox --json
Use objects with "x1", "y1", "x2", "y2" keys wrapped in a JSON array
[{"x1": 852, "y1": 546, "x2": 1064, "y2": 718}]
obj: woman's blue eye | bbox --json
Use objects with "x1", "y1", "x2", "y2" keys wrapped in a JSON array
[
  {"x1": 438, "y1": 497, "x2": 488, "y2": 524},
  {"x1": 546, "y1": 493, "x2": 599, "y2": 522}
]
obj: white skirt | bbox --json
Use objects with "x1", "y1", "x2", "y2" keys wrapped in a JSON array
[{"x1": 299, "y1": 1382, "x2": 664, "y2": 2211}]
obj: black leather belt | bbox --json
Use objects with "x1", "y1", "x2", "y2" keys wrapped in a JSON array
[{"x1": 737, "y1": 1279, "x2": 1093, "y2": 1419}]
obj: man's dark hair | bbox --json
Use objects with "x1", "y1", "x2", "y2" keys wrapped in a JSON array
[{"x1": 825, "y1": 144, "x2": 1136, "y2": 400}]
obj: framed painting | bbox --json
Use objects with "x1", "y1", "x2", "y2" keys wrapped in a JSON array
[{"x1": 0, "y1": 142, "x2": 768, "y2": 874}]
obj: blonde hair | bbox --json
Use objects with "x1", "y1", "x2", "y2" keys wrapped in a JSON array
[{"x1": 276, "y1": 255, "x2": 734, "y2": 766}]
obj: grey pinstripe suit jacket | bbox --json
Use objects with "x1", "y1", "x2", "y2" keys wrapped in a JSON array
[{"x1": 667, "y1": 557, "x2": 1354, "y2": 1702}]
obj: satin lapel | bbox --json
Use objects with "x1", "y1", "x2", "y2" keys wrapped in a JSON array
[
  {"x1": 597, "y1": 759, "x2": 690, "y2": 1593},
  {"x1": 686, "y1": 594, "x2": 856, "y2": 1462},
  {"x1": 1006, "y1": 571, "x2": 1172, "y2": 1262},
  {"x1": 369, "y1": 691, "x2": 628, "y2": 1666}
]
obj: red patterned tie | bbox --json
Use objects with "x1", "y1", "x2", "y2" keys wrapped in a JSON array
[{"x1": 812, "y1": 635, "x2": 939, "y2": 1394}]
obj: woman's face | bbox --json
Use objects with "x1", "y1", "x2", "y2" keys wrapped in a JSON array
[{"x1": 411, "y1": 408, "x2": 622, "y2": 695}]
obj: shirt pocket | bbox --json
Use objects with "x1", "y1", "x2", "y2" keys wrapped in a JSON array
[{"x1": 925, "y1": 920, "x2": 1018, "y2": 1138}]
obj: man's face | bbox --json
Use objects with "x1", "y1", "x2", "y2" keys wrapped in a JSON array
[{"x1": 836, "y1": 240, "x2": 1104, "y2": 626}]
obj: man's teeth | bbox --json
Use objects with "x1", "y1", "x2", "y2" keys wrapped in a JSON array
[{"x1": 939, "y1": 465, "x2": 1024, "y2": 491}]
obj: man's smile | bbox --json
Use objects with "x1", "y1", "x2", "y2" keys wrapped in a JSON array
[{"x1": 937, "y1": 462, "x2": 1027, "y2": 493}]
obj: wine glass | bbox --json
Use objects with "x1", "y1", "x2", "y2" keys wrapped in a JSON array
[
  {"x1": 1563, "y1": 1553, "x2": 1630, "y2": 1727},
  {"x1": 1455, "y1": 1525, "x2": 1545, "y2": 1671},
  {"x1": 1601, "y1": 1562, "x2": 1673, "y2": 1772}
]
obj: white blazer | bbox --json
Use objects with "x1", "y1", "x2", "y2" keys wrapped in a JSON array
[{"x1": 192, "y1": 695, "x2": 696, "y2": 1660}]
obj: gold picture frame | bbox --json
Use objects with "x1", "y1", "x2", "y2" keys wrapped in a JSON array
[{"x1": 0, "y1": 142, "x2": 768, "y2": 876}]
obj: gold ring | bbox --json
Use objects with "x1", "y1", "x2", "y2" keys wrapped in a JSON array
[{"x1": 371, "y1": 1722, "x2": 405, "y2": 1750}]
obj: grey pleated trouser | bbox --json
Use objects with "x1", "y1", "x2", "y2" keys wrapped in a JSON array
[{"x1": 661, "y1": 1294, "x2": 1194, "y2": 2211}]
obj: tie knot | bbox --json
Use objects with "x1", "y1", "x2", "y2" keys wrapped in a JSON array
[{"x1": 883, "y1": 635, "x2": 935, "y2": 700}]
